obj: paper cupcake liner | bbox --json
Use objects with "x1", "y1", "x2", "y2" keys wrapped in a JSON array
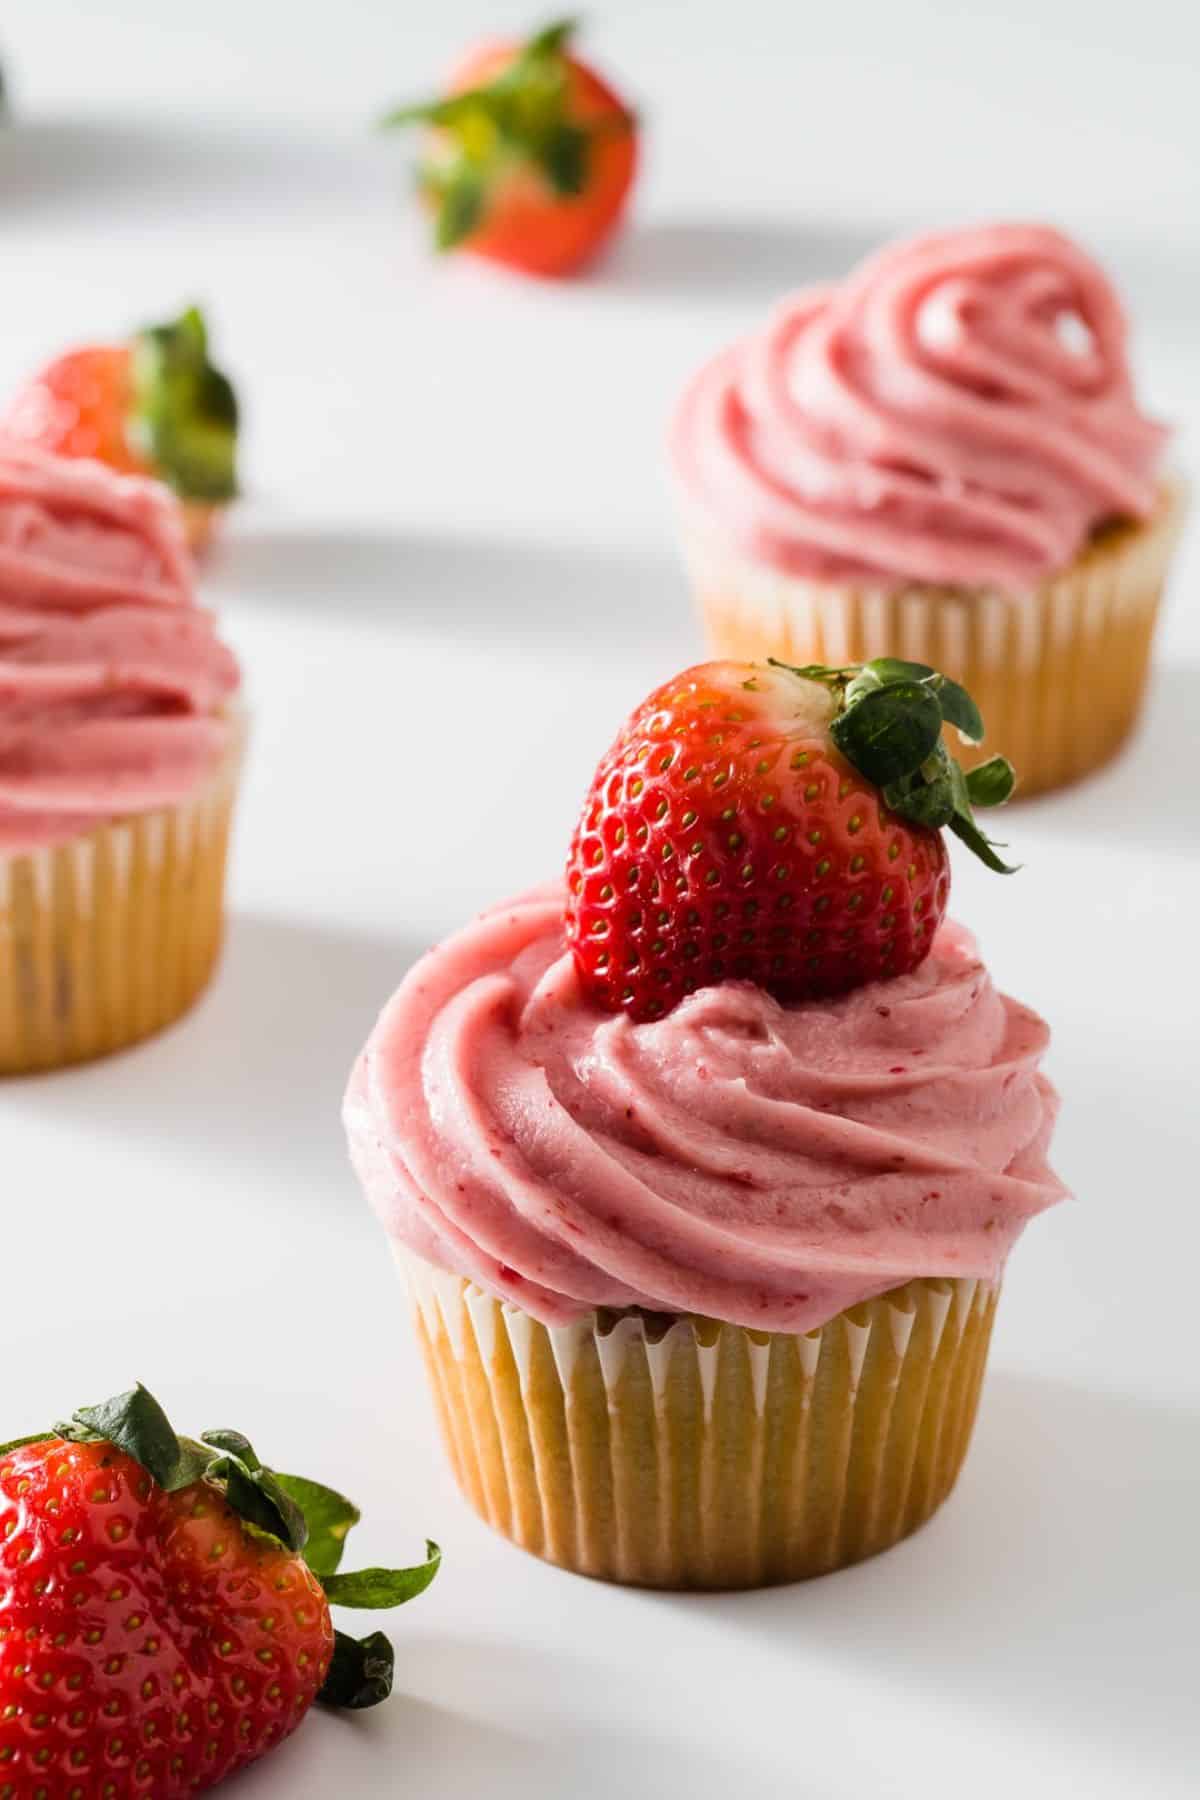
[
  {"x1": 0, "y1": 718, "x2": 245, "y2": 1075},
  {"x1": 402, "y1": 1254, "x2": 1000, "y2": 1590},
  {"x1": 682, "y1": 482, "x2": 1187, "y2": 797}
]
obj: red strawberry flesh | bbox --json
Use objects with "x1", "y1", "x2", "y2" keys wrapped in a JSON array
[{"x1": 0, "y1": 1438, "x2": 332, "y2": 1796}]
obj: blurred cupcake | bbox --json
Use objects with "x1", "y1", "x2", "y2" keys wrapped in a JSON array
[
  {"x1": 670, "y1": 223, "x2": 1185, "y2": 796},
  {"x1": 345, "y1": 656, "x2": 1064, "y2": 1589},
  {"x1": 0, "y1": 443, "x2": 243, "y2": 1073}
]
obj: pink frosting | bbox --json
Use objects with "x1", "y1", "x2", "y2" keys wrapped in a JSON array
[
  {"x1": 0, "y1": 444, "x2": 240, "y2": 852},
  {"x1": 672, "y1": 222, "x2": 1168, "y2": 588},
  {"x1": 344, "y1": 887, "x2": 1064, "y2": 1334}
]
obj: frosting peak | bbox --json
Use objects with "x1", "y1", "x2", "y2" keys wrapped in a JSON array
[
  {"x1": 0, "y1": 444, "x2": 240, "y2": 851},
  {"x1": 345, "y1": 888, "x2": 1064, "y2": 1334},
  {"x1": 672, "y1": 222, "x2": 1168, "y2": 587}
]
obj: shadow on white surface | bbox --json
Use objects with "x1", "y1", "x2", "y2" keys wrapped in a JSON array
[
  {"x1": 232, "y1": 1640, "x2": 798, "y2": 1800},
  {"x1": 600, "y1": 216, "x2": 890, "y2": 303},
  {"x1": 1022, "y1": 662, "x2": 1200, "y2": 852},
  {"x1": 0, "y1": 115, "x2": 380, "y2": 223},
  {"x1": 229, "y1": 1690, "x2": 536, "y2": 1800},
  {"x1": 212, "y1": 528, "x2": 694, "y2": 652},
  {"x1": 668, "y1": 1371, "x2": 1197, "y2": 1774},
  {"x1": 4, "y1": 912, "x2": 423, "y2": 1191}
]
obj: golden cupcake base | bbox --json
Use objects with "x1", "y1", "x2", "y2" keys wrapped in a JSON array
[
  {"x1": 0, "y1": 724, "x2": 244, "y2": 1075},
  {"x1": 405, "y1": 1256, "x2": 999, "y2": 1590},
  {"x1": 686, "y1": 482, "x2": 1186, "y2": 798}
]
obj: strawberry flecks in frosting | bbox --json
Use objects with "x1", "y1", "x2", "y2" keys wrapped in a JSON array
[
  {"x1": 345, "y1": 887, "x2": 1065, "y2": 1334},
  {"x1": 672, "y1": 222, "x2": 1169, "y2": 588},
  {"x1": 0, "y1": 443, "x2": 240, "y2": 851}
]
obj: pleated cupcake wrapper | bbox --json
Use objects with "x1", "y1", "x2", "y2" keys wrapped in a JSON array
[
  {"x1": 402, "y1": 1253, "x2": 1000, "y2": 1590},
  {"x1": 681, "y1": 480, "x2": 1187, "y2": 798},
  {"x1": 0, "y1": 716, "x2": 246, "y2": 1074}
]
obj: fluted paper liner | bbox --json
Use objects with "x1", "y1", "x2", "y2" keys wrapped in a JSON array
[
  {"x1": 403, "y1": 1255, "x2": 999, "y2": 1589},
  {"x1": 0, "y1": 719, "x2": 245, "y2": 1074},
  {"x1": 683, "y1": 481, "x2": 1186, "y2": 798}
]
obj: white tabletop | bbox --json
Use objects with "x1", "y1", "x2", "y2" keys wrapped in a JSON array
[{"x1": 3, "y1": 3, "x2": 1199, "y2": 1796}]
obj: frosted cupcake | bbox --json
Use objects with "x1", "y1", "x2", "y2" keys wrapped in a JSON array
[
  {"x1": 0, "y1": 443, "x2": 243, "y2": 1072},
  {"x1": 671, "y1": 223, "x2": 1184, "y2": 796},
  {"x1": 346, "y1": 656, "x2": 1064, "y2": 1588}
]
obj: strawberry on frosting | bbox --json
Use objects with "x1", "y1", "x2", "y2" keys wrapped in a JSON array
[
  {"x1": 0, "y1": 443, "x2": 240, "y2": 852},
  {"x1": 346, "y1": 656, "x2": 1064, "y2": 1336}
]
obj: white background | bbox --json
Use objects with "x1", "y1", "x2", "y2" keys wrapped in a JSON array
[{"x1": 2, "y1": 3, "x2": 1198, "y2": 1795}]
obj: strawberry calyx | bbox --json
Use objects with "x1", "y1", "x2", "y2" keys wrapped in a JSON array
[
  {"x1": 770, "y1": 658, "x2": 1018, "y2": 873},
  {"x1": 381, "y1": 16, "x2": 634, "y2": 250},
  {"x1": 2, "y1": 1383, "x2": 439, "y2": 1711},
  {"x1": 129, "y1": 305, "x2": 239, "y2": 502}
]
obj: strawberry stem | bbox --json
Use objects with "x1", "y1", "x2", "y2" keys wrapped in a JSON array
[{"x1": 769, "y1": 657, "x2": 1018, "y2": 874}]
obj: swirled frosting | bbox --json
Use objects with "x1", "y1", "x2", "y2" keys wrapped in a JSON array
[
  {"x1": 0, "y1": 443, "x2": 240, "y2": 852},
  {"x1": 672, "y1": 222, "x2": 1168, "y2": 587},
  {"x1": 345, "y1": 888, "x2": 1064, "y2": 1333}
]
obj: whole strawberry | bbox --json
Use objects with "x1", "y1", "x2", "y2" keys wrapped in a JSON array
[
  {"x1": 381, "y1": 17, "x2": 637, "y2": 276},
  {"x1": 566, "y1": 657, "x2": 1015, "y2": 1021},
  {"x1": 0, "y1": 1385, "x2": 438, "y2": 1797},
  {"x1": 2, "y1": 307, "x2": 238, "y2": 553}
]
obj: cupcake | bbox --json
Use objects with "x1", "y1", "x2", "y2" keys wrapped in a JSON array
[
  {"x1": 345, "y1": 656, "x2": 1064, "y2": 1589},
  {"x1": 670, "y1": 223, "x2": 1185, "y2": 797},
  {"x1": 0, "y1": 443, "x2": 243, "y2": 1073}
]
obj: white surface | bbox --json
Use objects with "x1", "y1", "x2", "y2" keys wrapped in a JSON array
[{"x1": 3, "y1": 3, "x2": 1199, "y2": 1796}]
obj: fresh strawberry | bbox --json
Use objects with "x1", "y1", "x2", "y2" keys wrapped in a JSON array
[
  {"x1": 3, "y1": 307, "x2": 239, "y2": 552},
  {"x1": 381, "y1": 17, "x2": 637, "y2": 276},
  {"x1": 566, "y1": 657, "x2": 1015, "y2": 1021},
  {"x1": 0, "y1": 1385, "x2": 439, "y2": 1797}
]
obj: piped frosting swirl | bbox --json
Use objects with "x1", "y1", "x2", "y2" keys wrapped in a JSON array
[
  {"x1": 345, "y1": 887, "x2": 1064, "y2": 1333},
  {"x1": 0, "y1": 443, "x2": 240, "y2": 851},
  {"x1": 672, "y1": 222, "x2": 1167, "y2": 587}
]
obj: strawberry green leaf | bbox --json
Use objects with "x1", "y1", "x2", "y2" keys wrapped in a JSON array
[
  {"x1": 380, "y1": 91, "x2": 492, "y2": 130},
  {"x1": 831, "y1": 681, "x2": 944, "y2": 787},
  {"x1": 851, "y1": 660, "x2": 983, "y2": 743},
  {"x1": 0, "y1": 1434, "x2": 52, "y2": 1457},
  {"x1": 321, "y1": 1541, "x2": 442, "y2": 1609},
  {"x1": 319, "y1": 1629, "x2": 395, "y2": 1711},
  {"x1": 201, "y1": 1429, "x2": 261, "y2": 1471},
  {"x1": 65, "y1": 1384, "x2": 213, "y2": 1492},
  {"x1": 948, "y1": 812, "x2": 1018, "y2": 873},
  {"x1": 862, "y1": 657, "x2": 937, "y2": 684},
  {"x1": 845, "y1": 658, "x2": 934, "y2": 708},
  {"x1": 539, "y1": 120, "x2": 589, "y2": 194},
  {"x1": 130, "y1": 305, "x2": 238, "y2": 503},
  {"x1": 946, "y1": 757, "x2": 1018, "y2": 873},
  {"x1": 435, "y1": 168, "x2": 486, "y2": 250},
  {"x1": 965, "y1": 755, "x2": 1017, "y2": 807},
  {"x1": 524, "y1": 16, "x2": 577, "y2": 60},
  {"x1": 274, "y1": 1474, "x2": 361, "y2": 1578},
  {"x1": 927, "y1": 674, "x2": 984, "y2": 744},
  {"x1": 216, "y1": 1458, "x2": 309, "y2": 1553},
  {"x1": 884, "y1": 770, "x2": 956, "y2": 830}
]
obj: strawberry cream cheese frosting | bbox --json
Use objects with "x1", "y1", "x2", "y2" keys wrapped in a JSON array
[
  {"x1": 345, "y1": 887, "x2": 1064, "y2": 1334},
  {"x1": 0, "y1": 443, "x2": 240, "y2": 852},
  {"x1": 671, "y1": 222, "x2": 1168, "y2": 588}
]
